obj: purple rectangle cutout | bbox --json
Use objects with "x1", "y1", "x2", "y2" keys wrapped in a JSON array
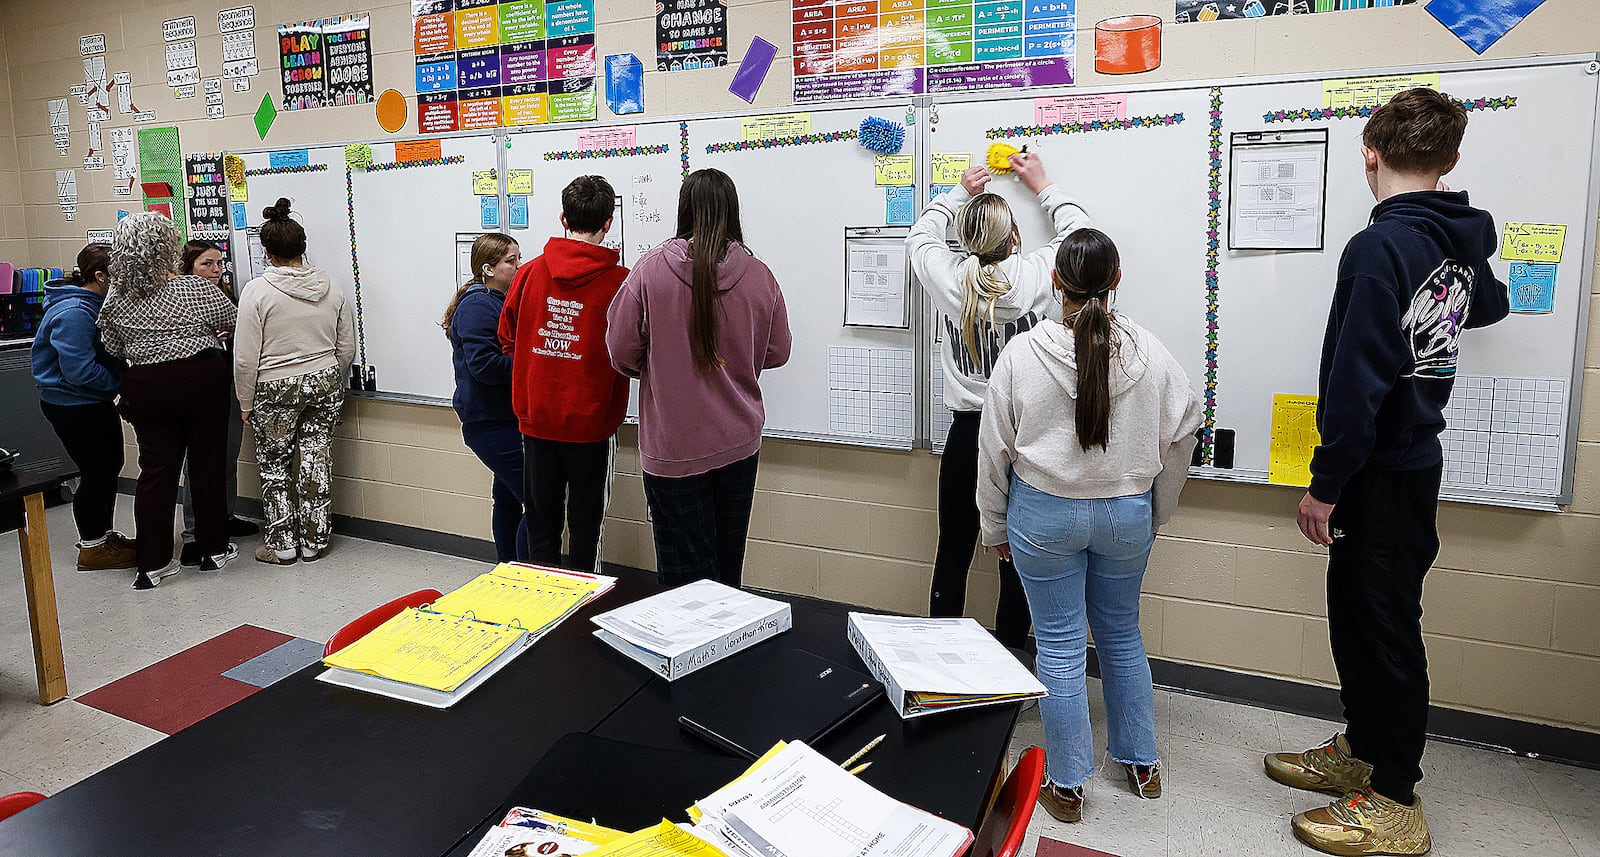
[{"x1": 728, "y1": 36, "x2": 778, "y2": 103}]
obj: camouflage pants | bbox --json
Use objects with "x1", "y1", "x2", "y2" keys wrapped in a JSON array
[{"x1": 252, "y1": 366, "x2": 345, "y2": 553}]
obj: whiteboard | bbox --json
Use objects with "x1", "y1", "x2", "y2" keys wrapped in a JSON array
[{"x1": 925, "y1": 55, "x2": 1599, "y2": 508}]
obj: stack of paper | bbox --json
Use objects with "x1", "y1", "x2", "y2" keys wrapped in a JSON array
[
  {"x1": 468, "y1": 808, "x2": 624, "y2": 857},
  {"x1": 318, "y1": 563, "x2": 615, "y2": 707},
  {"x1": 848, "y1": 613, "x2": 1047, "y2": 718},
  {"x1": 591, "y1": 580, "x2": 791, "y2": 680},
  {"x1": 690, "y1": 741, "x2": 973, "y2": 857}
]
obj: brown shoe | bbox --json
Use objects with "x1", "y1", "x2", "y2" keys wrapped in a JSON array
[
  {"x1": 1125, "y1": 762, "x2": 1162, "y2": 799},
  {"x1": 1037, "y1": 782, "x2": 1084, "y2": 823},
  {"x1": 255, "y1": 545, "x2": 297, "y2": 565},
  {"x1": 78, "y1": 539, "x2": 137, "y2": 571},
  {"x1": 1292, "y1": 788, "x2": 1431, "y2": 856},
  {"x1": 1266, "y1": 733, "x2": 1373, "y2": 795}
]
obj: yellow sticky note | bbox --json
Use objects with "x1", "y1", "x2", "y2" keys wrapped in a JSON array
[
  {"x1": 472, "y1": 169, "x2": 498, "y2": 196},
  {"x1": 508, "y1": 169, "x2": 533, "y2": 195},
  {"x1": 740, "y1": 113, "x2": 810, "y2": 141},
  {"x1": 1268, "y1": 394, "x2": 1320, "y2": 488},
  {"x1": 875, "y1": 155, "x2": 914, "y2": 186},
  {"x1": 1321, "y1": 73, "x2": 1439, "y2": 109},
  {"x1": 229, "y1": 180, "x2": 248, "y2": 203},
  {"x1": 1500, "y1": 222, "x2": 1567, "y2": 263},
  {"x1": 930, "y1": 153, "x2": 970, "y2": 185}
]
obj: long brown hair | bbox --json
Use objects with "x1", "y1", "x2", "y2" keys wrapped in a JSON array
[
  {"x1": 441, "y1": 233, "x2": 517, "y2": 335},
  {"x1": 675, "y1": 169, "x2": 744, "y2": 372},
  {"x1": 1053, "y1": 228, "x2": 1121, "y2": 452}
]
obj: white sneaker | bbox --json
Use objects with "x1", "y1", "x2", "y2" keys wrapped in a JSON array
[
  {"x1": 198, "y1": 543, "x2": 240, "y2": 572},
  {"x1": 133, "y1": 561, "x2": 180, "y2": 590}
]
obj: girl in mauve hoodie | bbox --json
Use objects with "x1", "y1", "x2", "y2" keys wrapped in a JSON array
[
  {"x1": 606, "y1": 169, "x2": 791, "y2": 587},
  {"x1": 233, "y1": 198, "x2": 356, "y2": 565}
]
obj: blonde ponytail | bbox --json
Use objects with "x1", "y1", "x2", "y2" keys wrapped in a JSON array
[{"x1": 954, "y1": 194, "x2": 1019, "y2": 364}]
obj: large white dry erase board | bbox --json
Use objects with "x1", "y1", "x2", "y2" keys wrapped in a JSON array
[{"x1": 924, "y1": 55, "x2": 1598, "y2": 508}]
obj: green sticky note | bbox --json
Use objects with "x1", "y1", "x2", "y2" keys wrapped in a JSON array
[{"x1": 254, "y1": 94, "x2": 278, "y2": 140}]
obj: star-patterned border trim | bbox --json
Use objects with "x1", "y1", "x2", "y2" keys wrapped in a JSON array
[
  {"x1": 1203, "y1": 88, "x2": 1223, "y2": 465},
  {"x1": 680, "y1": 122, "x2": 690, "y2": 177},
  {"x1": 985, "y1": 113, "x2": 1187, "y2": 140},
  {"x1": 245, "y1": 163, "x2": 329, "y2": 177},
  {"x1": 1263, "y1": 95, "x2": 1517, "y2": 123},
  {"x1": 344, "y1": 167, "x2": 366, "y2": 365},
  {"x1": 363, "y1": 155, "x2": 467, "y2": 172},
  {"x1": 705, "y1": 130, "x2": 858, "y2": 153},
  {"x1": 542, "y1": 144, "x2": 671, "y2": 161}
]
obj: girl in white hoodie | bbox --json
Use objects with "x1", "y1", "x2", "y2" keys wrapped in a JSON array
[
  {"x1": 234, "y1": 198, "x2": 356, "y2": 564},
  {"x1": 908, "y1": 152, "x2": 1090, "y2": 648},
  {"x1": 977, "y1": 228, "x2": 1202, "y2": 823}
]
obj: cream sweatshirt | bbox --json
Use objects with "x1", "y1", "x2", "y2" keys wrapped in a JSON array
[
  {"x1": 977, "y1": 315, "x2": 1204, "y2": 547},
  {"x1": 907, "y1": 183, "x2": 1091, "y2": 413},
  {"x1": 233, "y1": 265, "x2": 356, "y2": 411}
]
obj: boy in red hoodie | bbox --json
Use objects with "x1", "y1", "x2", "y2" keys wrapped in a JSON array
[{"x1": 498, "y1": 176, "x2": 630, "y2": 571}]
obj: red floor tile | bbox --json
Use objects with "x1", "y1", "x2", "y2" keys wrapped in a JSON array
[
  {"x1": 77, "y1": 625, "x2": 295, "y2": 735},
  {"x1": 1036, "y1": 837, "x2": 1120, "y2": 857}
]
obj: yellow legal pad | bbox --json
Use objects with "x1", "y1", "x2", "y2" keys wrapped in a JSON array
[
  {"x1": 430, "y1": 563, "x2": 609, "y2": 635},
  {"x1": 321, "y1": 608, "x2": 523, "y2": 692}
]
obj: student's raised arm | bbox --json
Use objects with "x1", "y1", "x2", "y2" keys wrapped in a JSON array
[
  {"x1": 1013, "y1": 153, "x2": 1092, "y2": 271},
  {"x1": 907, "y1": 168, "x2": 984, "y2": 319}
]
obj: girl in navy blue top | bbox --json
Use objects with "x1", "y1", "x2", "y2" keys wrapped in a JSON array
[{"x1": 444, "y1": 233, "x2": 527, "y2": 560}]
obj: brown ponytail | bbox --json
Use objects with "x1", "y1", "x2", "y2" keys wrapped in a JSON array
[
  {"x1": 675, "y1": 168, "x2": 744, "y2": 372},
  {"x1": 441, "y1": 232, "x2": 517, "y2": 336},
  {"x1": 1053, "y1": 228, "x2": 1121, "y2": 452},
  {"x1": 70, "y1": 243, "x2": 112, "y2": 285}
]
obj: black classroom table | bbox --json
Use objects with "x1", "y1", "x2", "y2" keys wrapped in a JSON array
[{"x1": 0, "y1": 568, "x2": 1021, "y2": 857}]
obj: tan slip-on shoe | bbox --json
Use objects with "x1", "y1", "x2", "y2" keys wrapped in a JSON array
[{"x1": 1037, "y1": 783, "x2": 1084, "y2": 823}]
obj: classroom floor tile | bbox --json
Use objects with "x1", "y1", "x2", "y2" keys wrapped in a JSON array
[{"x1": 0, "y1": 495, "x2": 1595, "y2": 857}]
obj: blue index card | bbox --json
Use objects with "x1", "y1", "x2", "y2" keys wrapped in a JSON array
[
  {"x1": 269, "y1": 149, "x2": 310, "y2": 169},
  {"x1": 606, "y1": 54, "x2": 644, "y2": 116},
  {"x1": 1425, "y1": 0, "x2": 1547, "y2": 54},
  {"x1": 231, "y1": 202, "x2": 247, "y2": 229},
  {"x1": 1509, "y1": 262, "x2": 1556, "y2": 314},
  {"x1": 929, "y1": 184, "x2": 954, "y2": 202},
  {"x1": 509, "y1": 195, "x2": 529, "y2": 229},
  {"x1": 481, "y1": 195, "x2": 500, "y2": 229},
  {"x1": 886, "y1": 186, "x2": 915, "y2": 225}
]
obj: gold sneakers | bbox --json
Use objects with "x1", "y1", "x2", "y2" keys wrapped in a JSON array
[
  {"x1": 1037, "y1": 783, "x2": 1084, "y2": 823},
  {"x1": 1292, "y1": 788, "x2": 1431, "y2": 856},
  {"x1": 1265, "y1": 733, "x2": 1373, "y2": 795}
]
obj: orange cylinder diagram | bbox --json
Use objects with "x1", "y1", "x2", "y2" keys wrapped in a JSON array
[{"x1": 1095, "y1": 15, "x2": 1162, "y2": 75}]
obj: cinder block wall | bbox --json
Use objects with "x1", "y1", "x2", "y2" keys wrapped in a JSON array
[{"x1": 4, "y1": 0, "x2": 1597, "y2": 733}]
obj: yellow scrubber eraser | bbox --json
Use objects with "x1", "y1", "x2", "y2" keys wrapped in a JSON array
[{"x1": 986, "y1": 143, "x2": 1020, "y2": 172}]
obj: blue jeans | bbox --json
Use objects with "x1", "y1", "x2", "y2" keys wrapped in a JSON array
[
  {"x1": 1007, "y1": 476, "x2": 1159, "y2": 789},
  {"x1": 461, "y1": 420, "x2": 529, "y2": 562}
]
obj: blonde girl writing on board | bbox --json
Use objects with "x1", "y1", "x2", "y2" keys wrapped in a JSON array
[{"x1": 907, "y1": 151, "x2": 1090, "y2": 650}]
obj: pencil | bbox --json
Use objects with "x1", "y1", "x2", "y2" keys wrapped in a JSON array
[
  {"x1": 841, "y1": 733, "x2": 886, "y2": 769},
  {"x1": 848, "y1": 762, "x2": 872, "y2": 776}
]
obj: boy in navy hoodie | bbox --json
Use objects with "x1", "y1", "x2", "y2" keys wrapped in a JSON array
[
  {"x1": 1267, "y1": 89, "x2": 1508, "y2": 855},
  {"x1": 30, "y1": 244, "x2": 136, "y2": 571},
  {"x1": 498, "y1": 176, "x2": 630, "y2": 572}
]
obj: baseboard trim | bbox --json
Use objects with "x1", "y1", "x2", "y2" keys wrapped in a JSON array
[
  {"x1": 1088, "y1": 647, "x2": 1600, "y2": 769},
  {"x1": 116, "y1": 480, "x2": 1599, "y2": 768}
]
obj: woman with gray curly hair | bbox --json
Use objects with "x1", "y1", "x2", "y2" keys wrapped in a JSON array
[{"x1": 98, "y1": 212, "x2": 240, "y2": 589}]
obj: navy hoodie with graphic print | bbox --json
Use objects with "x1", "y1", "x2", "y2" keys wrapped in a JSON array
[{"x1": 1308, "y1": 190, "x2": 1509, "y2": 505}]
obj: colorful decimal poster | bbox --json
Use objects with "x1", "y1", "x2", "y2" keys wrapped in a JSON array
[
  {"x1": 792, "y1": 0, "x2": 1075, "y2": 103},
  {"x1": 279, "y1": 13, "x2": 374, "y2": 111},
  {"x1": 412, "y1": 0, "x2": 598, "y2": 133}
]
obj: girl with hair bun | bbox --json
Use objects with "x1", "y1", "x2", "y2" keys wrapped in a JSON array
[
  {"x1": 234, "y1": 198, "x2": 356, "y2": 565},
  {"x1": 98, "y1": 212, "x2": 240, "y2": 588},
  {"x1": 976, "y1": 228, "x2": 1201, "y2": 823},
  {"x1": 31, "y1": 243, "x2": 137, "y2": 573},
  {"x1": 907, "y1": 151, "x2": 1089, "y2": 650}
]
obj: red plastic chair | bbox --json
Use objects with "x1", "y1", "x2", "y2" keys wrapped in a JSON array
[
  {"x1": 0, "y1": 792, "x2": 46, "y2": 823},
  {"x1": 324, "y1": 589, "x2": 444, "y2": 657},
  {"x1": 966, "y1": 746, "x2": 1046, "y2": 857}
]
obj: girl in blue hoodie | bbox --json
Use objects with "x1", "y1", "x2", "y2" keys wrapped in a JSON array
[{"x1": 30, "y1": 244, "x2": 136, "y2": 572}]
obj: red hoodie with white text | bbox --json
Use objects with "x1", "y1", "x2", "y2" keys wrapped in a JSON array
[{"x1": 499, "y1": 237, "x2": 630, "y2": 443}]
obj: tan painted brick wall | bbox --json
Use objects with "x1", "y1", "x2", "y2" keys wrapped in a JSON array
[{"x1": 12, "y1": 0, "x2": 1600, "y2": 733}]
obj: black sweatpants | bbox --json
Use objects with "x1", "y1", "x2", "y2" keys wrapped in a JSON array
[
  {"x1": 930, "y1": 411, "x2": 1032, "y2": 649},
  {"x1": 39, "y1": 400, "x2": 125, "y2": 541},
  {"x1": 523, "y1": 435, "x2": 614, "y2": 572},
  {"x1": 1326, "y1": 463, "x2": 1442, "y2": 805},
  {"x1": 641, "y1": 453, "x2": 759, "y2": 588},
  {"x1": 120, "y1": 352, "x2": 232, "y2": 571}
]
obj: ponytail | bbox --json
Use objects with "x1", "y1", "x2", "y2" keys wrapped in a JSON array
[
  {"x1": 954, "y1": 194, "x2": 1018, "y2": 366},
  {"x1": 1053, "y1": 228, "x2": 1122, "y2": 452},
  {"x1": 676, "y1": 168, "x2": 744, "y2": 372},
  {"x1": 70, "y1": 242, "x2": 112, "y2": 286}
]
